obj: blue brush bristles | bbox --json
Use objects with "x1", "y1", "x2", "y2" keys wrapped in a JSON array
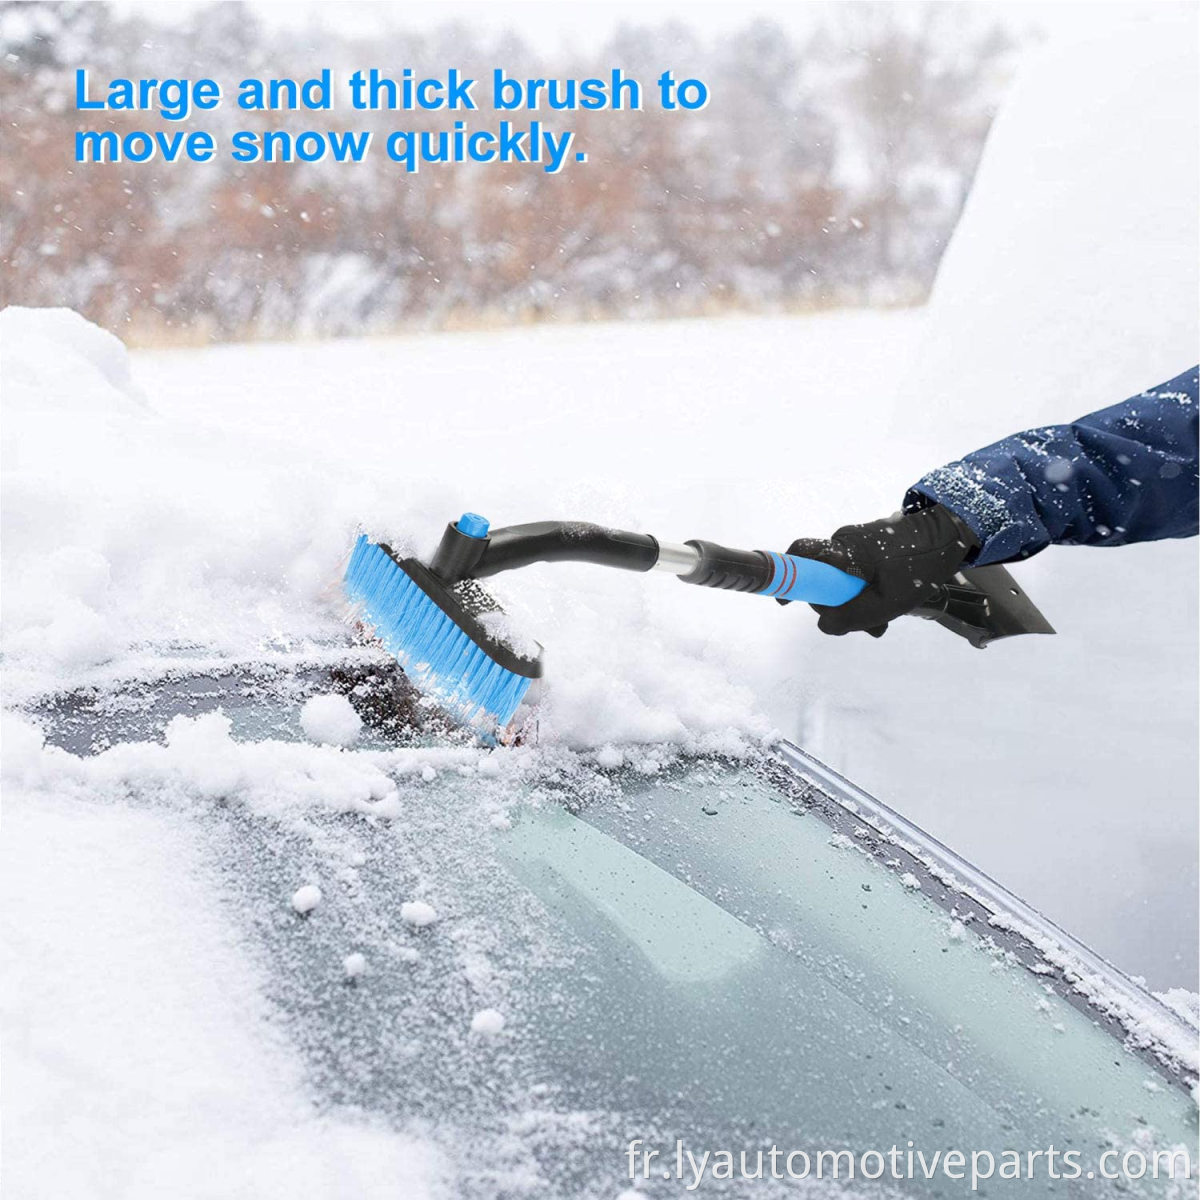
[{"x1": 344, "y1": 534, "x2": 534, "y2": 730}]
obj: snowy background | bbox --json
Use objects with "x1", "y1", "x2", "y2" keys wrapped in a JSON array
[{"x1": 2, "y1": 4, "x2": 1198, "y2": 1198}]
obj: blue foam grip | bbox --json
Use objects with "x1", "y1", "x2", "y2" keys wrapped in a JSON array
[{"x1": 759, "y1": 551, "x2": 867, "y2": 606}]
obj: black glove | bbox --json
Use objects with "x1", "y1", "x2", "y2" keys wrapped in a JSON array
[{"x1": 784, "y1": 504, "x2": 980, "y2": 638}]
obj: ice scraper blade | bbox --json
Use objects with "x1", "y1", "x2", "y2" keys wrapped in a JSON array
[{"x1": 910, "y1": 563, "x2": 1055, "y2": 648}]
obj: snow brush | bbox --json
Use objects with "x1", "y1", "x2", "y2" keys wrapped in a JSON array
[{"x1": 344, "y1": 514, "x2": 1053, "y2": 732}]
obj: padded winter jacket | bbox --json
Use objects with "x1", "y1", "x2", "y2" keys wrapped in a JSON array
[{"x1": 906, "y1": 366, "x2": 1199, "y2": 565}]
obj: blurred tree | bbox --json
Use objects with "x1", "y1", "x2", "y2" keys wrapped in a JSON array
[
  {"x1": 0, "y1": 1, "x2": 1020, "y2": 341},
  {"x1": 836, "y1": 3, "x2": 1014, "y2": 293}
]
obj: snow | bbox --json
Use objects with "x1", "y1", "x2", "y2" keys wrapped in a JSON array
[
  {"x1": 1159, "y1": 988, "x2": 1200, "y2": 1031},
  {"x1": 477, "y1": 608, "x2": 542, "y2": 661},
  {"x1": 343, "y1": 952, "x2": 368, "y2": 979},
  {"x1": 401, "y1": 900, "x2": 440, "y2": 928},
  {"x1": 300, "y1": 693, "x2": 364, "y2": 747},
  {"x1": 593, "y1": 744, "x2": 624, "y2": 770},
  {"x1": 0, "y1": 792, "x2": 444, "y2": 1200},
  {"x1": 292, "y1": 884, "x2": 324, "y2": 915},
  {"x1": 6, "y1": 591, "x2": 122, "y2": 669},
  {"x1": 988, "y1": 908, "x2": 1200, "y2": 1076},
  {"x1": 898, "y1": 10, "x2": 1198, "y2": 427},
  {"x1": 0, "y1": 306, "x2": 146, "y2": 415},
  {"x1": 1, "y1": 708, "x2": 404, "y2": 819},
  {"x1": 470, "y1": 1008, "x2": 507, "y2": 1036}
]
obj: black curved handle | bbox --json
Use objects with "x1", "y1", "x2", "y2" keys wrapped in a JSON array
[
  {"x1": 479, "y1": 522, "x2": 659, "y2": 576},
  {"x1": 430, "y1": 520, "x2": 659, "y2": 583}
]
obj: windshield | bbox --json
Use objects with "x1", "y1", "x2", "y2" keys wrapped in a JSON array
[{"x1": 28, "y1": 665, "x2": 1199, "y2": 1197}]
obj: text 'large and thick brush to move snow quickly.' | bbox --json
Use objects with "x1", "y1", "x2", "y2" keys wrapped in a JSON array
[{"x1": 344, "y1": 514, "x2": 1053, "y2": 733}]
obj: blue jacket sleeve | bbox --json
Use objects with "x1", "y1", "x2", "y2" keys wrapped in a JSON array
[{"x1": 905, "y1": 367, "x2": 1199, "y2": 565}]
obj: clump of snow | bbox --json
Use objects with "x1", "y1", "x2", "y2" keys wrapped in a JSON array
[
  {"x1": 300, "y1": 694, "x2": 362, "y2": 747},
  {"x1": 163, "y1": 712, "x2": 247, "y2": 799},
  {"x1": 291, "y1": 885, "x2": 322, "y2": 915},
  {"x1": 592, "y1": 745, "x2": 624, "y2": 770},
  {"x1": 7, "y1": 597, "x2": 121, "y2": 670},
  {"x1": 6, "y1": 546, "x2": 114, "y2": 628},
  {"x1": 477, "y1": 608, "x2": 541, "y2": 660},
  {"x1": 899, "y1": 873, "x2": 921, "y2": 891},
  {"x1": 470, "y1": 1008, "x2": 506, "y2": 1036},
  {"x1": 0, "y1": 306, "x2": 147, "y2": 415},
  {"x1": 3, "y1": 709, "x2": 403, "y2": 820},
  {"x1": 342, "y1": 952, "x2": 367, "y2": 979},
  {"x1": 0, "y1": 711, "x2": 48, "y2": 784},
  {"x1": 400, "y1": 901, "x2": 438, "y2": 928}
]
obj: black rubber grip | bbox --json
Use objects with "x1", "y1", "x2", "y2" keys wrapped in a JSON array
[
  {"x1": 679, "y1": 540, "x2": 772, "y2": 593},
  {"x1": 474, "y1": 522, "x2": 659, "y2": 578}
]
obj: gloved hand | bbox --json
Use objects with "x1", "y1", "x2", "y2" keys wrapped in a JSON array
[{"x1": 784, "y1": 504, "x2": 980, "y2": 637}]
